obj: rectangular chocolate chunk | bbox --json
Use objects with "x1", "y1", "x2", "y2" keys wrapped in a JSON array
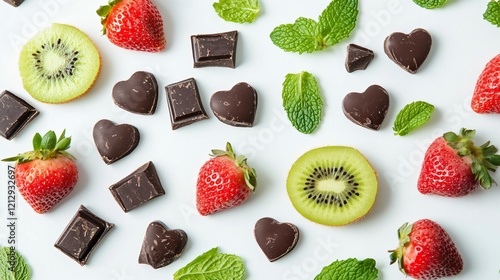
[
  {"x1": 54, "y1": 205, "x2": 114, "y2": 266},
  {"x1": 109, "y1": 161, "x2": 165, "y2": 213},
  {"x1": 3, "y1": 0, "x2": 24, "y2": 7},
  {"x1": 165, "y1": 78, "x2": 208, "y2": 129},
  {"x1": 191, "y1": 30, "x2": 238, "y2": 68},
  {"x1": 0, "y1": 90, "x2": 39, "y2": 140}
]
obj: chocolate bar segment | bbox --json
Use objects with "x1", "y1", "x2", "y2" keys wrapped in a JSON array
[
  {"x1": 3, "y1": 0, "x2": 24, "y2": 7},
  {"x1": 191, "y1": 30, "x2": 238, "y2": 68},
  {"x1": 109, "y1": 161, "x2": 165, "y2": 213},
  {"x1": 345, "y1": 44, "x2": 374, "y2": 73},
  {"x1": 165, "y1": 78, "x2": 208, "y2": 129},
  {"x1": 54, "y1": 205, "x2": 114, "y2": 266},
  {"x1": 0, "y1": 90, "x2": 39, "y2": 140}
]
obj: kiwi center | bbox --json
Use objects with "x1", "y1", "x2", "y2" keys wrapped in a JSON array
[
  {"x1": 32, "y1": 39, "x2": 79, "y2": 81},
  {"x1": 304, "y1": 166, "x2": 360, "y2": 207}
]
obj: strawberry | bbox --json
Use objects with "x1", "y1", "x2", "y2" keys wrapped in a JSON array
[
  {"x1": 196, "y1": 142, "x2": 257, "y2": 216},
  {"x1": 2, "y1": 130, "x2": 78, "y2": 214},
  {"x1": 471, "y1": 54, "x2": 500, "y2": 113},
  {"x1": 389, "y1": 219, "x2": 463, "y2": 280},
  {"x1": 417, "y1": 128, "x2": 500, "y2": 197},
  {"x1": 97, "y1": 0, "x2": 165, "y2": 52}
]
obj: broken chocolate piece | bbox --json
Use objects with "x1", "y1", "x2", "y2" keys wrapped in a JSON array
[
  {"x1": 109, "y1": 161, "x2": 165, "y2": 213},
  {"x1": 342, "y1": 85, "x2": 390, "y2": 131},
  {"x1": 254, "y1": 217, "x2": 299, "y2": 262},
  {"x1": 165, "y1": 78, "x2": 208, "y2": 129},
  {"x1": 0, "y1": 90, "x2": 39, "y2": 140},
  {"x1": 93, "y1": 119, "x2": 140, "y2": 164},
  {"x1": 54, "y1": 205, "x2": 114, "y2": 266},
  {"x1": 138, "y1": 221, "x2": 188, "y2": 269},
  {"x1": 345, "y1": 44, "x2": 374, "y2": 73},
  {"x1": 112, "y1": 71, "x2": 158, "y2": 115},
  {"x1": 384, "y1": 28, "x2": 432, "y2": 74},
  {"x1": 3, "y1": 0, "x2": 24, "y2": 7},
  {"x1": 210, "y1": 82, "x2": 258, "y2": 127},
  {"x1": 191, "y1": 30, "x2": 238, "y2": 68}
]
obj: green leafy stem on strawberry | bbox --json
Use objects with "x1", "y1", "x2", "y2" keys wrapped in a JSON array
[
  {"x1": 211, "y1": 142, "x2": 257, "y2": 191},
  {"x1": 444, "y1": 128, "x2": 500, "y2": 189}
]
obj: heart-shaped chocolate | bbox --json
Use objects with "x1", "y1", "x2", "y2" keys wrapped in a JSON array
[
  {"x1": 384, "y1": 28, "x2": 432, "y2": 74},
  {"x1": 138, "y1": 221, "x2": 188, "y2": 269},
  {"x1": 342, "y1": 85, "x2": 390, "y2": 131},
  {"x1": 210, "y1": 82, "x2": 258, "y2": 127},
  {"x1": 93, "y1": 119, "x2": 140, "y2": 164},
  {"x1": 112, "y1": 71, "x2": 158, "y2": 115},
  {"x1": 254, "y1": 217, "x2": 299, "y2": 262}
]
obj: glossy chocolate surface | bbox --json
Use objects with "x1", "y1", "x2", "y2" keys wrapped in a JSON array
[
  {"x1": 165, "y1": 78, "x2": 208, "y2": 129},
  {"x1": 93, "y1": 119, "x2": 140, "y2": 164},
  {"x1": 109, "y1": 161, "x2": 165, "y2": 213},
  {"x1": 254, "y1": 217, "x2": 299, "y2": 262},
  {"x1": 191, "y1": 30, "x2": 238, "y2": 68},
  {"x1": 0, "y1": 90, "x2": 39, "y2": 140},
  {"x1": 112, "y1": 71, "x2": 158, "y2": 115},
  {"x1": 342, "y1": 85, "x2": 390, "y2": 131},
  {"x1": 54, "y1": 205, "x2": 114, "y2": 266},
  {"x1": 345, "y1": 44, "x2": 374, "y2": 73},
  {"x1": 384, "y1": 28, "x2": 432, "y2": 74},
  {"x1": 210, "y1": 82, "x2": 258, "y2": 127}
]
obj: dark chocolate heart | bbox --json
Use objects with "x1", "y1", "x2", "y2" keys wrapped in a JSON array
[
  {"x1": 342, "y1": 85, "x2": 390, "y2": 130},
  {"x1": 210, "y1": 82, "x2": 258, "y2": 127},
  {"x1": 254, "y1": 217, "x2": 299, "y2": 262},
  {"x1": 93, "y1": 119, "x2": 140, "y2": 164},
  {"x1": 138, "y1": 221, "x2": 188, "y2": 269},
  {"x1": 384, "y1": 28, "x2": 432, "y2": 74},
  {"x1": 112, "y1": 71, "x2": 158, "y2": 115}
]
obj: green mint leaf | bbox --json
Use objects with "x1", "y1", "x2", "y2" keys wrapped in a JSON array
[
  {"x1": 393, "y1": 101, "x2": 434, "y2": 136},
  {"x1": 270, "y1": 17, "x2": 323, "y2": 54},
  {"x1": 213, "y1": 0, "x2": 260, "y2": 23},
  {"x1": 314, "y1": 258, "x2": 378, "y2": 280},
  {"x1": 484, "y1": 1, "x2": 500, "y2": 27},
  {"x1": 270, "y1": 0, "x2": 358, "y2": 53},
  {"x1": 319, "y1": 0, "x2": 359, "y2": 46},
  {"x1": 412, "y1": 0, "x2": 448, "y2": 9},
  {"x1": 0, "y1": 247, "x2": 31, "y2": 280},
  {"x1": 173, "y1": 247, "x2": 245, "y2": 280},
  {"x1": 282, "y1": 71, "x2": 323, "y2": 134}
]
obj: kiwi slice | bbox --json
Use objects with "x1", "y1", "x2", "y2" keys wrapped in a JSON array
[
  {"x1": 18, "y1": 23, "x2": 100, "y2": 104},
  {"x1": 287, "y1": 146, "x2": 377, "y2": 226}
]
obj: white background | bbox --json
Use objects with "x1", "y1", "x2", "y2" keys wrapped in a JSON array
[{"x1": 1, "y1": 0, "x2": 500, "y2": 279}]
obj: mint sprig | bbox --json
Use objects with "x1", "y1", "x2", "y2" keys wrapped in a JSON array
[
  {"x1": 0, "y1": 247, "x2": 31, "y2": 280},
  {"x1": 484, "y1": 1, "x2": 500, "y2": 27},
  {"x1": 393, "y1": 101, "x2": 434, "y2": 136},
  {"x1": 282, "y1": 71, "x2": 323, "y2": 134},
  {"x1": 314, "y1": 258, "x2": 378, "y2": 280},
  {"x1": 270, "y1": 0, "x2": 358, "y2": 54},
  {"x1": 173, "y1": 247, "x2": 245, "y2": 280},
  {"x1": 213, "y1": 0, "x2": 260, "y2": 23},
  {"x1": 412, "y1": 0, "x2": 448, "y2": 9}
]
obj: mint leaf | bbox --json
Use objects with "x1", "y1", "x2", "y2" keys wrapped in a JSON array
[
  {"x1": 393, "y1": 101, "x2": 434, "y2": 136},
  {"x1": 484, "y1": 1, "x2": 500, "y2": 27},
  {"x1": 213, "y1": 0, "x2": 260, "y2": 23},
  {"x1": 412, "y1": 0, "x2": 448, "y2": 9},
  {"x1": 314, "y1": 258, "x2": 378, "y2": 280},
  {"x1": 173, "y1": 247, "x2": 245, "y2": 280},
  {"x1": 270, "y1": 0, "x2": 358, "y2": 53},
  {"x1": 0, "y1": 247, "x2": 31, "y2": 280},
  {"x1": 282, "y1": 71, "x2": 323, "y2": 134}
]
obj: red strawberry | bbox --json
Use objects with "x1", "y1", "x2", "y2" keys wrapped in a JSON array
[
  {"x1": 196, "y1": 142, "x2": 257, "y2": 216},
  {"x1": 2, "y1": 130, "x2": 78, "y2": 214},
  {"x1": 417, "y1": 128, "x2": 500, "y2": 197},
  {"x1": 389, "y1": 219, "x2": 463, "y2": 280},
  {"x1": 97, "y1": 0, "x2": 165, "y2": 52},
  {"x1": 471, "y1": 54, "x2": 500, "y2": 113}
]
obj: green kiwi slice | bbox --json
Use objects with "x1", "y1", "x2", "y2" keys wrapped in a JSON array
[
  {"x1": 18, "y1": 23, "x2": 101, "y2": 104},
  {"x1": 287, "y1": 146, "x2": 378, "y2": 226}
]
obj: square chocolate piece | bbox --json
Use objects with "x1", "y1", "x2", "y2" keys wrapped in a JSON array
[
  {"x1": 109, "y1": 161, "x2": 165, "y2": 213},
  {"x1": 3, "y1": 0, "x2": 24, "y2": 7},
  {"x1": 191, "y1": 30, "x2": 238, "y2": 68},
  {"x1": 165, "y1": 78, "x2": 208, "y2": 129},
  {"x1": 0, "y1": 90, "x2": 39, "y2": 140},
  {"x1": 54, "y1": 205, "x2": 114, "y2": 266}
]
